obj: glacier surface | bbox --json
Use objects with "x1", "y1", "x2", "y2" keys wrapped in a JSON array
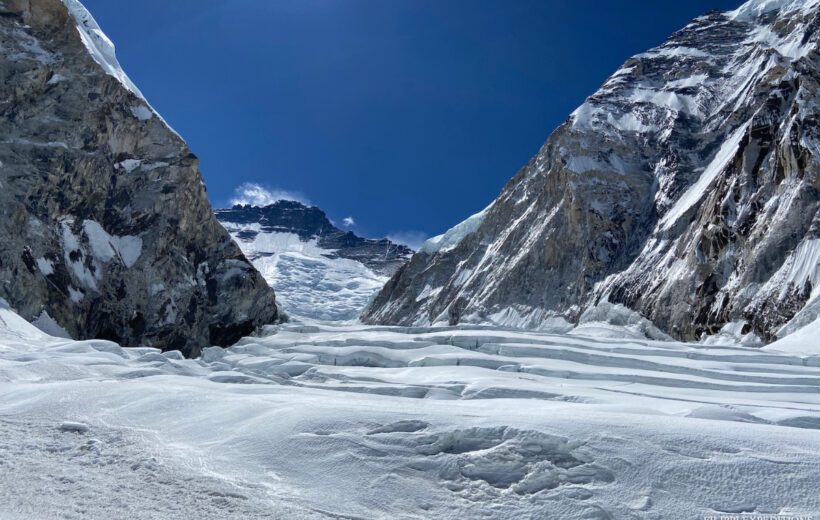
[{"x1": 1, "y1": 299, "x2": 819, "y2": 518}]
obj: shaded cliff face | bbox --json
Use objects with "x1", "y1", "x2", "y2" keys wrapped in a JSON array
[
  {"x1": 216, "y1": 201, "x2": 413, "y2": 320},
  {"x1": 364, "y1": 0, "x2": 820, "y2": 343},
  {"x1": 0, "y1": 0, "x2": 278, "y2": 356}
]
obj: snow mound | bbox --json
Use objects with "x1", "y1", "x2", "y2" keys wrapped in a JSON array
[
  {"x1": 574, "y1": 301, "x2": 673, "y2": 340},
  {"x1": 765, "y1": 317, "x2": 820, "y2": 355}
]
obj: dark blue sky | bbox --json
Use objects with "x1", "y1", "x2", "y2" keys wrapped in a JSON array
[{"x1": 82, "y1": 0, "x2": 740, "y2": 247}]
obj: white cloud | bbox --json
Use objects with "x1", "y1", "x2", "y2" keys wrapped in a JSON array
[
  {"x1": 387, "y1": 231, "x2": 428, "y2": 251},
  {"x1": 342, "y1": 216, "x2": 356, "y2": 227},
  {"x1": 230, "y1": 182, "x2": 310, "y2": 207}
]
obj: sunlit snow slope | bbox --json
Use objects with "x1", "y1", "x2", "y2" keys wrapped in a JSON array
[{"x1": 1, "y1": 297, "x2": 819, "y2": 519}]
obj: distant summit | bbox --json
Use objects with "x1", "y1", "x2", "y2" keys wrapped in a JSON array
[
  {"x1": 216, "y1": 201, "x2": 413, "y2": 320},
  {"x1": 216, "y1": 201, "x2": 413, "y2": 275}
]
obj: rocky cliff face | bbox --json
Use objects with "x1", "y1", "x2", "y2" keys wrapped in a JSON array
[
  {"x1": 364, "y1": 0, "x2": 820, "y2": 343},
  {"x1": 0, "y1": 0, "x2": 278, "y2": 356},
  {"x1": 217, "y1": 201, "x2": 412, "y2": 320}
]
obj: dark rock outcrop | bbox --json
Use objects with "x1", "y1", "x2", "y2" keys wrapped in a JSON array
[{"x1": 0, "y1": 0, "x2": 278, "y2": 356}]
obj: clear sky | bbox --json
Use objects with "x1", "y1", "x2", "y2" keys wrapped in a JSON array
[{"x1": 82, "y1": 0, "x2": 740, "y2": 248}]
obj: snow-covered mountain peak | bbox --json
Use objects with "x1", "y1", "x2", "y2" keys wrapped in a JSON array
[
  {"x1": 728, "y1": 0, "x2": 819, "y2": 22},
  {"x1": 364, "y1": 0, "x2": 820, "y2": 345},
  {"x1": 572, "y1": 0, "x2": 817, "y2": 141},
  {"x1": 216, "y1": 202, "x2": 412, "y2": 321}
]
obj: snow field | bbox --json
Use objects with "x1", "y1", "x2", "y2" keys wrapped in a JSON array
[{"x1": 1, "y1": 300, "x2": 819, "y2": 518}]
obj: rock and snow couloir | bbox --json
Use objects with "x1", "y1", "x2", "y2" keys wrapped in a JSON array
[
  {"x1": 0, "y1": 0, "x2": 278, "y2": 356},
  {"x1": 364, "y1": 0, "x2": 820, "y2": 344}
]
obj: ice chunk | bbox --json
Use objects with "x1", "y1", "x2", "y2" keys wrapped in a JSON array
[{"x1": 58, "y1": 421, "x2": 89, "y2": 433}]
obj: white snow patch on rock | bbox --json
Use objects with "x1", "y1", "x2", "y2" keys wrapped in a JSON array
[
  {"x1": 129, "y1": 105, "x2": 153, "y2": 121},
  {"x1": 781, "y1": 239, "x2": 820, "y2": 301},
  {"x1": 60, "y1": 219, "x2": 97, "y2": 290},
  {"x1": 666, "y1": 74, "x2": 708, "y2": 89},
  {"x1": 68, "y1": 287, "x2": 84, "y2": 304},
  {"x1": 415, "y1": 284, "x2": 442, "y2": 303},
  {"x1": 35, "y1": 257, "x2": 54, "y2": 275},
  {"x1": 82, "y1": 220, "x2": 142, "y2": 268},
  {"x1": 46, "y1": 73, "x2": 68, "y2": 85},
  {"x1": 659, "y1": 120, "x2": 751, "y2": 230},
  {"x1": 115, "y1": 158, "x2": 141, "y2": 173}
]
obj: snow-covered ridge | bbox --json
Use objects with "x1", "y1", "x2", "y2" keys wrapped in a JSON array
[
  {"x1": 573, "y1": 0, "x2": 818, "y2": 134},
  {"x1": 420, "y1": 204, "x2": 491, "y2": 255},
  {"x1": 61, "y1": 0, "x2": 179, "y2": 135},
  {"x1": 61, "y1": 0, "x2": 142, "y2": 99},
  {"x1": 729, "y1": 0, "x2": 820, "y2": 21}
]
